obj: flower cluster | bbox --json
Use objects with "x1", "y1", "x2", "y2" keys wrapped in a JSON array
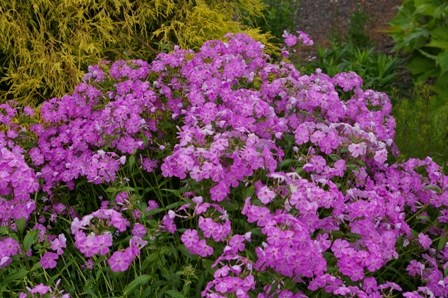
[{"x1": 1, "y1": 31, "x2": 448, "y2": 297}]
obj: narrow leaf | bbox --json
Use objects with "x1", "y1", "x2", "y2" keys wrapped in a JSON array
[
  {"x1": 123, "y1": 274, "x2": 152, "y2": 296},
  {"x1": 165, "y1": 289, "x2": 185, "y2": 298}
]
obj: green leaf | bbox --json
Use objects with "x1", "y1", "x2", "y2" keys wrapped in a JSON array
[
  {"x1": 123, "y1": 274, "x2": 152, "y2": 296},
  {"x1": 278, "y1": 159, "x2": 295, "y2": 168},
  {"x1": 418, "y1": 49, "x2": 437, "y2": 60},
  {"x1": 118, "y1": 186, "x2": 135, "y2": 192},
  {"x1": 162, "y1": 188, "x2": 182, "y2": 199},
  {"x1": 437, "y1": 51, "x2": 448, "y2": 75},
  {"x1": 423, "y1": 185, "x2": 441, "y2": 193},
  {"x1": 1, "y1": 267, "x2": 28, "y2": 287},
  {"x1": 23, "y1": 230, "x2": 38, "y2": 252},
  {"x1": 403, "y1": 28, "x2": 430, "y2": 49},
  {"x1": 242, "y1": 185, "x2": 255, "y2": 199},
  {"x1": 165, "y1": 289, "x2": 185, "y2": 298},
  {"x1": 129, "y1": 155, "x2": 135, "y2": 169},
  {"x1": 414, "y1": 0, "x2": 437, "y2": 16},
  {"x1": 16, "y1": 218, "x2": 26, "y2": 234},
  {"x1": 146, "y1": 208, "x2": 164, "y2": 216},
  {"x1": 438, "y1": 235, "x2": 447, "y2": 251},
  {"x1": 30, "y1": 261, "x2": 42, "y2": 272},
  {"x1": 202, "y1": 259, "x2": 217, "y2": 276},
  {"x1": 328, "y1": 154, "x2": 341, "y2": 161},
  {"x1": 427, "y1": 27, "x2": 448, "y2": 49},
  {"x1": 159, "y1": 122, "x2": 173, "y2": 130},
  {"x1": 0, "y1": 226, "x2": 8, "y2": 235},
  {"x1": 141, "y1": 253, "x2": 160, "y2": 270},
  {"x1": 105, "y1": 187, "x2": 118, "y2": 193}
]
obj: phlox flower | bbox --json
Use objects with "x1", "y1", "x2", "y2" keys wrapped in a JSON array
[
  {"x1": 130, "y1": 236, "x2": 147, "y2": 257},
  {"x1": 418, "y1": 233, "x2": 432, "y2": 249},
  {"x1": 132, "y1": 223, "x2": 146, "y2": 237},
  {"x1": 403, "y1": 292, "x2": 425, "y2": 298},
  {"x1": 296, "y1": 31, "x2": 314, "y2": 46},
  {"x1": 374, "y1": 149, "x2": 388, "y2": 164},
  {"x1": 406, "y1": 260, "x2": 425, "y2": 277},
  {"x1": 160, "y1": 215, "x2": 176, "y2": 233},
  {"x1": 181, "y1": 229, "x2": 199, "y2": 248},
  {"x1": 0, "y1": 237, "x2": 20, "y2": 256},
  {"x1": 40, "y1": 252, "x2": 59, "y2": 269},
  {"x1": 348, "y1": 142, "x2": 367, "y2": 158},
  {"x1": 0, "y1": 256, "x2": 11, "y2": 268},
  {"x1": 331, "y1": 239, "x2": 350, "y2": 258},
  {"x1": 282, "y1": 31, "x2": 297, "y2": 47},
  {"x1": 210, "y1": 181, "x2": 228, "y2": 202},
  {"x1": 108, "y1": 249, "x2": 134, "y2": 272},
  {"x1": 91, "y1": 234, "x2": 113, "y2": 256},
  {"x1": 110, "y1": 213, "x2": 130, "y2": 232},
  {"x1": 23, "y1": 106, "x2": 34, "y2": 116},
  {"x1": 193, "y1": 239, "x2": 214, "y2": 257},
  {"x1": 51, "y1": 234, "x2": 67, "y2": 255},
  {"x1": 228, "y1": 235, "x2": 245, "y2": 252},
  {"x1": 257, "y1": 186, "x2": 275, "y2": 205},
  {"x1": 26, "y1": 283, "x2": 51, "y2": 295}
]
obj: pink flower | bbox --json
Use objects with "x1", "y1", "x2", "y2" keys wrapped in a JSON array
[
  {"x1": 1, "y1": 237, "x2": 20, "y2": 256},
  {"x1": 40, "y1": 252, "x2": 59, "y2": 269},
  {"x1": 348, "y1": 142, "x2": 366, "y2": 158},
  {"x1": 132, "y1": 223, "x2": 146, "y2": 237},
  {"x1": 418, "y1": 233, "x2": 432, "y2": 249},
  {"x1": 181, "y1": 229, "x2": 199, "y2": 248},
  {"x1": 91, "y1": 234, "x2": 113, "y2": 256},
  {"x1": 28, "y1": 283, "x2": 50, "y2": 294},
  {"x1": 108, "y1": 250, "x2": 134, "y2": 272},
  {"x1": 51, "y1": 234, "x2": 67, "y2": 255},
  {"x1": 296, "y1": 31, "x2": 314, "y2": 46},
  {"x1": 282, "y1": 31, "x2": 297, "y2": 47},
  {"x1": 193, "y1": 239, "x2": 214, "y2": 257},
  {"x1": 406, "y1": 260, "x2": 424, "y2": 276},
  {"x1": 257, "y1": 186, "x2": 275, "y2": 205}
]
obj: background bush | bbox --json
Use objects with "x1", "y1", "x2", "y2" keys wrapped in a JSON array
[
  {"x1": 0, "y1": 0, "x2": 275, "y2": 107},
  {"x1": 387, "y1": 0, "x2": 448, "y2": 96},
  {"x1": 392, "y1": 83, "x2": 448, "y2": 168},
  {"x1": 301, "y1": 41, "x2": 404, "y2": 99},
  {"x1": 246, "y1": 0, "x2": 300, "y2": 43}
]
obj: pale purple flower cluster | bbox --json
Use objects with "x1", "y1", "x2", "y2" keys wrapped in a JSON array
[
  {"x1": 21, "y1": 279, "x2": 70, "y2": 298},
  {"x1": 2, "y1": 31, "x2": 448, "y2": 297}
]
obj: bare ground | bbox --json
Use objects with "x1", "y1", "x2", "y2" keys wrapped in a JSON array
[{"x1": 294, "y1": 0, "x2": 403, "y2": 58}]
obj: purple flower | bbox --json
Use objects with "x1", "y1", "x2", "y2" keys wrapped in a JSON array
[
  {"x1": 282, "y1": 31, "x2": 297, "y2": 47},
  {"x1": 108, "y1": 250, "x2": 133, "y2": 272},
  {"x1": 181, "y1": 229, "x2": 199, "y2": 248},
  {"x1": 418, "y1": 233, "x2": 432, "y2": 249},
  {"x1": 40, "y1": 252, "x2": 59, "y2": 269}
]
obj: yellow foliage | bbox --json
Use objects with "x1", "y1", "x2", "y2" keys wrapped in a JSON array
[{"x1": 0, "y1": 0, "x2": 277, "y2": 107}]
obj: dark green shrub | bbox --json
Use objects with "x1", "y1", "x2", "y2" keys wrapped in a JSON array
[
  {"x1": 392, "y1": 83, "x2": 448, "y2": 168},
  {"x1": 301, "y1": 41, "x2": 404, "y2": 98},
  {"x1": 247, "y1": 0, "x2": 300, "y2": 43},
  {"x1": 387, "y1": 0, "x2": 448, "y2": 95}
]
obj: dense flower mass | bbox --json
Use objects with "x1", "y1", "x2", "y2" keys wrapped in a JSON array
[{"x1": 1, "y1": 32, "x2": 448, "y2": 297}]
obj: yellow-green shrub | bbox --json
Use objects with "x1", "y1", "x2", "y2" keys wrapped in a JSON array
[{"x1": 0, "y1": 0, "x2": 275, "y2": 106}]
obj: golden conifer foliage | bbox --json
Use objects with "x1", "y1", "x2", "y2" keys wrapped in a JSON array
[{"x1": 0, "y1": 0, "x2": 276, "y2": 107}]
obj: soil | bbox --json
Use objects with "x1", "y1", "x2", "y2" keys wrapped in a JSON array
[{"x1": 294, "y1": 0, "x2": 404, "y2": 58}]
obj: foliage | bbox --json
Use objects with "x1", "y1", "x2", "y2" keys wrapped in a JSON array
[
  {"x1": 0, "y1": 0, "x2": 275, "y2": 107},
  {"x1": 387, "y1": 0, "x2": 448, "y2": 95},
  {"x1": 2, "y1": 33, "x2": 448, "y2": 298},
  {"x1": 346, "y1": 0, "x2": 374, "y2": 49},
  {"x1": 246, "y1": 0, "x2": 300, "y2": 43},
  {"x1": 301, "y1": 41, "x2": 404, "y2": 99},
  {"x1": 328, "y1": 0, "x2": 374, "y2": 49},
  {"x1": 392, "y1": 83, "x2": 448, "y2": 168}
]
